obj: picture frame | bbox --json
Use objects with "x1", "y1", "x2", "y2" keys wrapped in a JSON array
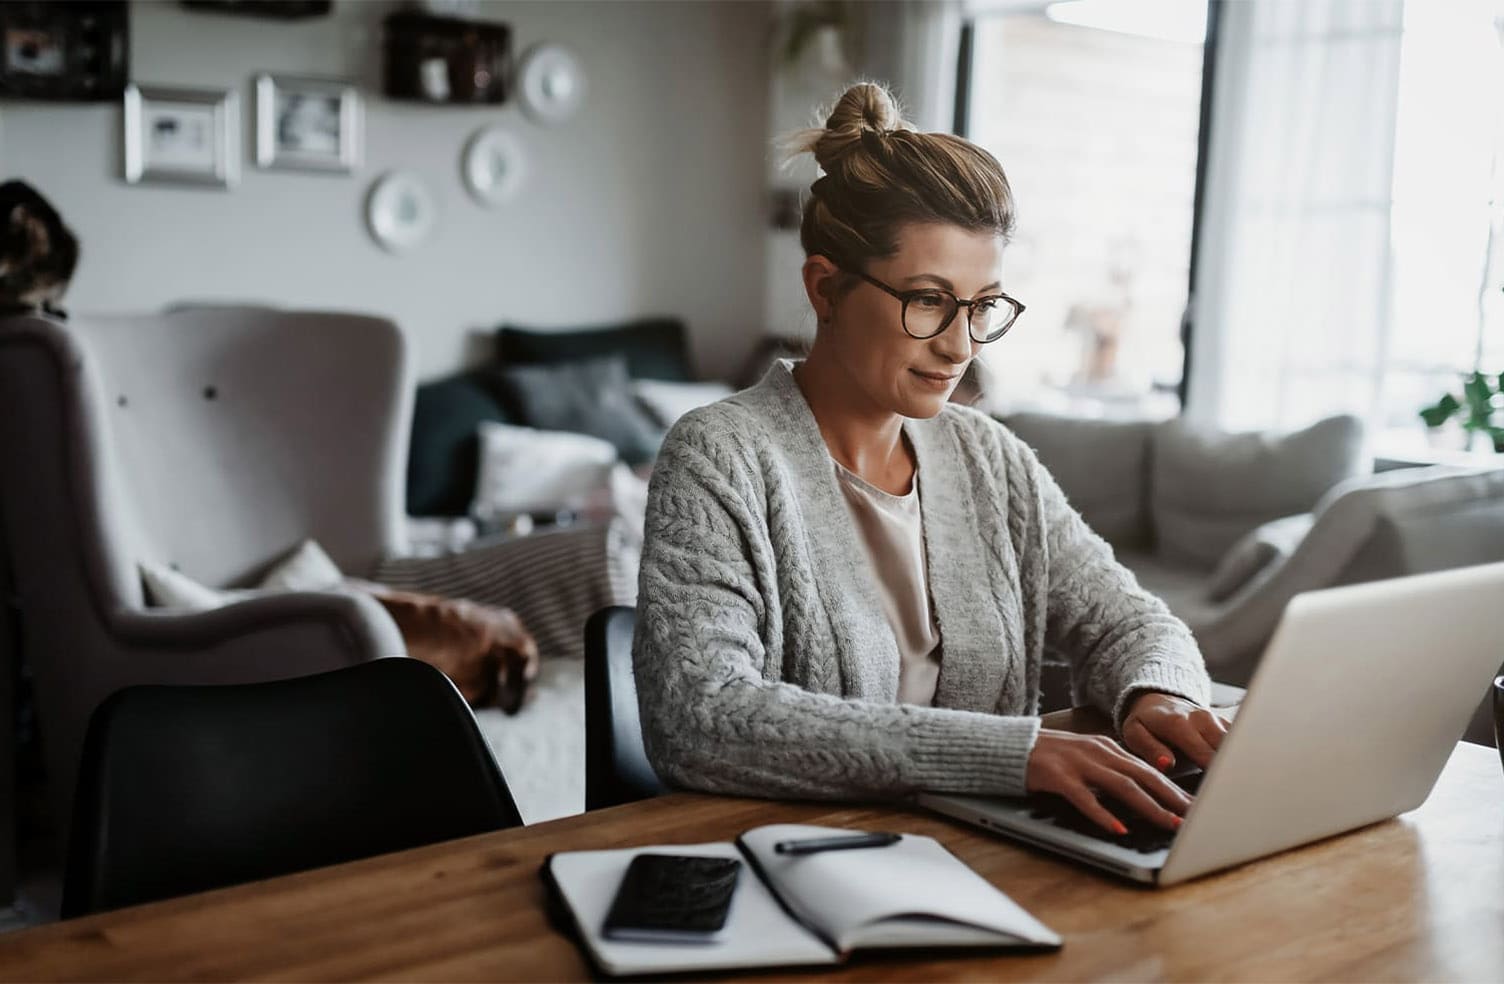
[
  {"x1": 0, "y1": 0, "x2": 130, "y2": 102},
  {"x1": 254, "y1": 73, "x2": 361, "y2": 173},
  {"x1": 123, "y1": 83, "x2": 239, "y2": 188}
]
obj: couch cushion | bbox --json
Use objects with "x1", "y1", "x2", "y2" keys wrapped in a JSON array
[
  {"x1": 1319, "y1": 465, "x2": 1504, "y2": 583},
  {"x1": 1151, "y1": 414, "x2": 1366, "y2": 569},
  {"x1": 1204, "y1": 512, "x2": 1315, "y2": 603},
  {"x1": 408, "y1": 370, "x2": 511, "y2": 517},
  {"x1": 489, "y1": 356, "x2": 665, "y2": 465},
  {"x1": 494, "y1": 318, "x2": 692, "y2": 382},
  {"x1": 470, "y1": 422, "x2": 618, "y2": 520},
  {"x1": 1000, "y1": 412, "x2": 1156, "y2": 549}
]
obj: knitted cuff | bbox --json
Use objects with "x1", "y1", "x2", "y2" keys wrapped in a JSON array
[
  {"x1": 906, "y1": 710, "x2": 1043, "y2": 798},
  {"x1": 1111, "y1": 658, "x2": 1214, "y2": 733}
]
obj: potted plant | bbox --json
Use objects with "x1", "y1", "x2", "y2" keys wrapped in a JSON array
[{"x1": 1418, "y1": 371, "x2": 1504, "y2": 452}]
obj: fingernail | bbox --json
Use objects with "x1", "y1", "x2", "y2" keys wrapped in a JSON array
[
  {"x1": 1171, "y1": 816, "x2": 1183, "y2": 828},
  {"x1": 1112, "y1": 820, "x2": 1128, "y2": 836},
  {"x1": 1157, "y1": 755, "x2": 1173, "y2": 770}
]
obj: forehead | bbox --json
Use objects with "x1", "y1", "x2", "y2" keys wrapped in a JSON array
[{"x1": 879, "y1": 223, "x2": 1006, "y2": 282}]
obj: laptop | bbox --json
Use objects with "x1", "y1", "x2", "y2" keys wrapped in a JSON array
[{"x1": 918, "y1": 561, "x2": 1504, "y2": 886}]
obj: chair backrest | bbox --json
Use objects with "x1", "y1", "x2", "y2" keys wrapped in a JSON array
[
  {"x1": 584, "y1": 606, "x2": 667, "y2": 810},
  {"x1": 69, "y1": 306, "x2": 411, "y2": 588},
  {"x1": 62, "y1": 658, "x2": 521, "y2": 917},
  {"x1": 0, "y1": 309, "x2": 409, "y2": 601}
]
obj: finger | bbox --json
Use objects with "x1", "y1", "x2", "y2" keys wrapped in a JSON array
[
  {"x1": 1108, "y1": 753, "x2": 1193, "y2": 813},
  {"x1": 1167, "y1": 721, "x2": 1218, "y2": 769},
  {"x1": 1092, "y1": 768, "x2": 1185, "y2": 831},
  {"x1": 1192, "y1": 710, "x2": 1227, "y2": 750},
  {"x1": 1083, "y1": 740, "x2": 1192, "y2": 813},
  {"x1": 1121, "y1": 718, "x2": 1177, "y2": 772},
  {"x1": 1059, "y1": 782, "x2": 1130, "y2": 838}
]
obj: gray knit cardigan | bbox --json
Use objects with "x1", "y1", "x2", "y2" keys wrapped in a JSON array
[{"x1": 633, "y1": 360, "x2": 1211, "y2": 800}]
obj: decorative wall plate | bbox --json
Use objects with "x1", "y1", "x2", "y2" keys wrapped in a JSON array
[
  {"x1": 462, "y1": 126, "x2": 526, "y2": 205},
  {"x1": 515, "y1": 43, "x2": 585, "y2": 125},
  {"x1": 365, "y1": 171, "x2": 435, "y2": 252}
]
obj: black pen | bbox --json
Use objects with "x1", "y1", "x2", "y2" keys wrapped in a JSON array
[{"x1": 772, "y1": 832, "x2": 903, "y2": 855}]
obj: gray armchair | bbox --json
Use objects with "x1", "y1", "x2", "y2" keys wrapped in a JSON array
[
  {"x1": 0, "y1": 309, "x2": 410, "y2": 858},
  {"x1": 1003, "y1": 411, "x2": 1504, "y2": 744}
]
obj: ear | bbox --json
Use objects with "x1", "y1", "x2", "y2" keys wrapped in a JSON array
[{"x1": 801, "y1": 254, "x2": 842, "y2": 325}]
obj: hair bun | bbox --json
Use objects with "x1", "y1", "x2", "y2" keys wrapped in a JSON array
[{"x1": 825, "y1": 81, "x2": 908, "y2": 138}]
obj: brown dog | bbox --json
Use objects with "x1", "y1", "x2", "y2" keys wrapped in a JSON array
[{"x1": 356, "y1": 583, "x2": 541, "y2": 714}]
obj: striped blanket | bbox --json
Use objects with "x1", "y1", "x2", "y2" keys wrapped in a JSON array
[{"x1": 370, "y1": 516, "x2": 640, "y2": 662}]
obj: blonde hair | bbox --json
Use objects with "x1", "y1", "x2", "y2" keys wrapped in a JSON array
[{"x1": 780, "y1": 81, "x2": 1016, "y2": 285}]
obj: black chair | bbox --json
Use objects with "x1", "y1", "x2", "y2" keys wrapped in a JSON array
[
  {"x1": 584, "y1": 607, "x2": 668, "y2": 810},
  {"x1": 62, "y1": 657, "x2": 523, "y2": 918}
]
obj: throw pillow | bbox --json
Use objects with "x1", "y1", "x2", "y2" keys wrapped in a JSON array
[
  {"x1": 1151, "y1": 414, "x2": 1366, "y2": 569},
  {"x1": 258, "y1": 538, "x2": 343, "y2": 591},
  {"x1": 141, "y1": 539, "x2": 345, "y2": 609},
  {"x1": 408, "y1": 370, "x2": 512, "y2": 517},
  {"x1": 631, "y1": 379, "x2": 735, "y2": 428},
  {"x1": 471, "y1": 421, "x2": 619, "y2": 520},
  {"x1": 494, "y1": 317, "x2": 692, "y2": 381},
  {"x1": 490, "y1": 356, "x2": 665, "y2": 465},
  {"x1": 1205, "y1": 513, "x2": 1316, "y2": 603},
  {"x1": 139, "y1": 561, "x2": 241, "y2": 610}
]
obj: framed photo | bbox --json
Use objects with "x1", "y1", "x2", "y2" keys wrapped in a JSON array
[
  {"x1": 0, "y1": 0, "x2": 129, "y2": 101},
  {"x1": 123, "y1": 84, "x2": 239, "y2": 188},
  {"x1": 255, "y1": 73, "x2": 361, "y2": 173}
]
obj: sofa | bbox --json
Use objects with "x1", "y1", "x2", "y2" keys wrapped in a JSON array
[{"x1": 1002, "y1": 411, "x2": 1504, "y2": 744}]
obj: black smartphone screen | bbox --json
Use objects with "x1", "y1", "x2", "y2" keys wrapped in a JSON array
[{"x1": 601, "y1": 853, "x2": 742, "y2": 943}]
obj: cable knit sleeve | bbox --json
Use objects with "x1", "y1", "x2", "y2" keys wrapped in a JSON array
[
  {"x1": 633, "y1": 415, "x2": 1043, "y2": 800},
  {"x1": 1016, "y1": 437, "x2": 1213, "y2": 729}
]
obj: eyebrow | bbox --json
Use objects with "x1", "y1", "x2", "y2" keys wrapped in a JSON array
[{"x1": 902, "y1": 273, "x2": 1003, "y2": 293}]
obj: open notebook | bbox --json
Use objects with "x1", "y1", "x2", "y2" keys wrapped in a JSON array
[{"x1": 542, "y1": 823, "x2": 1061, "y2": 977}]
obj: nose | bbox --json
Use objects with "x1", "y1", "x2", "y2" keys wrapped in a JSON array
[{"x1": 929, "y1": 307, "x2": 974, "y2": 365}]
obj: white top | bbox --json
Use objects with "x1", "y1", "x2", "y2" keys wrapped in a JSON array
[{"x1": 833, "y1": 460, "x2": 943, "y2": 705}]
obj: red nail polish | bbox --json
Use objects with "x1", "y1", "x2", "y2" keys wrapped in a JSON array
[
  {"x1": 1171, "y1": 816, "x2": 1183, "y2": 828},
  {"x1": 1157, "y1": 755, "x2": 1173, "y2": 770},
  {"x1": 1112, "y1": 820, "x2": 1128, "y2": 836}
]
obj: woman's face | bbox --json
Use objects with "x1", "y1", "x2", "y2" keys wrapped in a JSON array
[{"x1": 803, "y1": 222, "x2": 1006, "y2": 419}]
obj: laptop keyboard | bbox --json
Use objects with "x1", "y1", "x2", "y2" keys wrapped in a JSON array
[{"x1": 1024, "y1": 770, "x2": 1205, "y2": 854}]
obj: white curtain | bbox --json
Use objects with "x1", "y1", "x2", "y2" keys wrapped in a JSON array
[
  {"x1": 854, "y1": 0, "x2": 965, "y2": 132},
  {"x1": 1185, "y1": 0, "x2": 1405, "y2": 433}
]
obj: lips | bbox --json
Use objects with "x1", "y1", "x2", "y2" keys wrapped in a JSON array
[{"x1": 910, "y1": 369, "x2": 960, "y2": 382}]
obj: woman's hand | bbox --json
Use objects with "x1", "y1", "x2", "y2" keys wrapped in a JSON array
[
  {"x1": 1025, "y1": 729, "x2": 1193, "y2": 836},
  {"x1": 1121, "y1": 691, "x2": 1230, "y2": 772}
]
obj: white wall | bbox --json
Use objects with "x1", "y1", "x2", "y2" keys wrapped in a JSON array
[{"x1": 0, "y1": 0, "x2": 771, "y2": 382}]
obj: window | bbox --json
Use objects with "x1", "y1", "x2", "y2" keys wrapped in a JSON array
[
  {"x1": 963, "y1": 1, "x2": 1209, "y2": 419},
  {"x1": 1374, "y1": 0, "x2": 1504, "y2": 458}
]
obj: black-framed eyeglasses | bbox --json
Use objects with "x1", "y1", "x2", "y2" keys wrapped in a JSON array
[{"x1": 848, "y1": 269, "x2": 1025, "y2": 344}]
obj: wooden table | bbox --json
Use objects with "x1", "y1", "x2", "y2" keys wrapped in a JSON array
[{"x1": 1, "y1": 724, "x2": 1500, "y2": 981}]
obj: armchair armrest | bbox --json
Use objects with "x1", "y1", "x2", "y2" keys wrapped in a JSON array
[{"x1": 107, "y1": 590, "x2": 405, "y2": 683}]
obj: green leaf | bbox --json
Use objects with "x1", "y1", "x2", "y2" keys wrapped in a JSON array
[
  {"x1": 1419, "y1": 392, "x2": 1461, "y2": 428},
  {"x1": 1463, "y1": 373, "x2": 1494, "y2": 428}
]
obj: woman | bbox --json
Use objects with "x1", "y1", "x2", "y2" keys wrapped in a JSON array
[{"x1": 633, "y1": 82, "x2": 1227, "y2": 837}]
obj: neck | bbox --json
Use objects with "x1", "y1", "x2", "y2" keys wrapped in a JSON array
[{"x1": 791, "y1": 341, "x2": 911, "y2": 482}]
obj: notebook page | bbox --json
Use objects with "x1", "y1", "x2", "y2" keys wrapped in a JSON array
[
  {"x1": 547, "y1": 841, "x2": 837, "y2": 976},
  {"x1": 738, "y1": 824, "x2": 1061, "y2": 952}
]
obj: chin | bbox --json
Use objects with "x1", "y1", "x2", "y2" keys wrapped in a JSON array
[{"x1": 895, "y1": 390, "x2": 953, "y2": 419}]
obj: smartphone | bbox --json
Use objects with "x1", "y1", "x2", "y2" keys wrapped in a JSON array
[{"x1": 600, "y1": 853, "x2": 742, "y2": 943}]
